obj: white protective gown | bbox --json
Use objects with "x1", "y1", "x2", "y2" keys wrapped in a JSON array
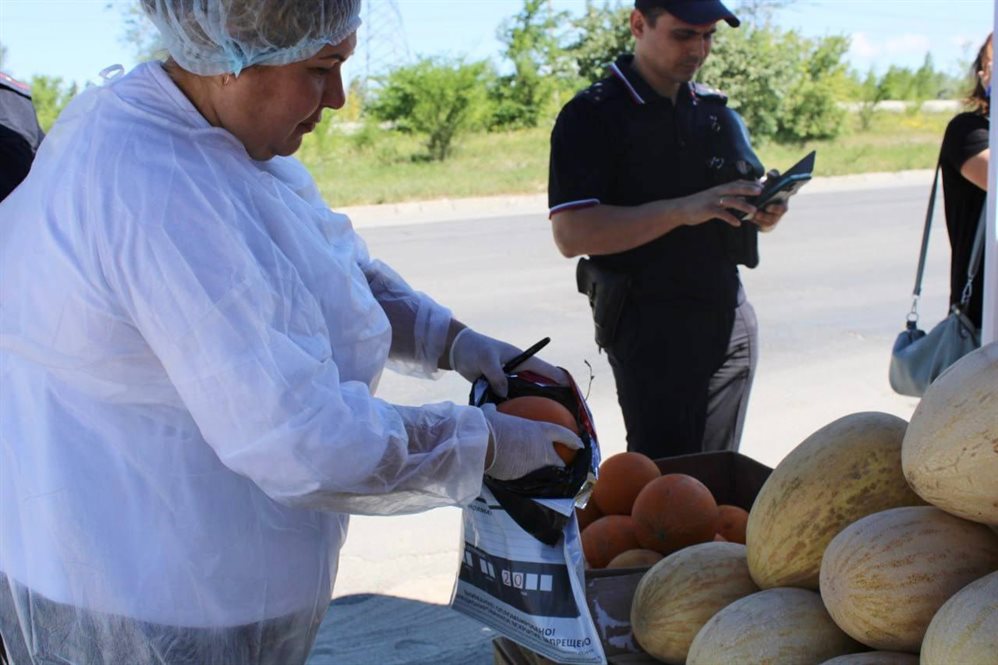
[{"x1": 0, "y1": 62, "x2": 489, "y2": 664}]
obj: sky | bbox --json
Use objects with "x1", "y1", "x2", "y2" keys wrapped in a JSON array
[{"x1": 0, "y1": 0, "x2": 994, "y2": 89}]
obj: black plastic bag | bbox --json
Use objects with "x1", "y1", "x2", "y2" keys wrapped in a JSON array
[{"x1": 470, "y1": 368, "x2": 601, "y2": 546}]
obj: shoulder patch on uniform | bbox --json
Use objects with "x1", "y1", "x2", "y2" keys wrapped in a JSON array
[
  {"x1": 0, "y1": 71, "x2": 33, "y2": 98},
  {"x1": 691, "y1": 82, "x2": 727, "y2": 104},
  {"x1": 577, "y1": 77, "x2": 623, "y2": 105}
]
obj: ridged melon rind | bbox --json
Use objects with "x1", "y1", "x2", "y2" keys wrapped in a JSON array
[
  {"x1": 819, "y1": 506, "x2": 998, "y2": 652},
  {"x1": 687, "y1": 587, "x2": 863, "y2": 665},
  {"x1": 902, "y1": 343, "x2": 998, "y2": 525},
  {"x1": 920, "y1": 571, "x2": 998, "y2": 665},
  {"x1": 746, "y1": 412, "x2": 924, "y2": 590},
  {"x1": 819, "y1": 651, "x2": 919, "y2": 664},
  {"x1": 630, "y1": 542, "x2": 758, "y2": 664}
]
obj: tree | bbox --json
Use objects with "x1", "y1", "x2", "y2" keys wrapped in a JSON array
[
  {"x1": 491, "y1": 0, "x2": 572, "y2": 129},
  {"x1": 698, "y1": 24, "x2": 796, "y2": 140},
  {"x1": 911, "y1": 53, "x2": 943, "y2": 107},
  {"x1": 29, "y1": 76, "x2": 78, "y2": 132},
  {"x1": 565, "y1": 0, "x2": 633, "y2": 85},
  {"x1": 856, "y1": 68, "x2": 890, "y2": 131},
  {"x1": 368, "y1": 57, "x2": 489, "y2": 161},
  {"x1": 107, "y1": 2, "x2": 164, "y2": 62},
  {"x1": 699, "y1": 26, "x2": 848, "y2": 143},
  {"x1": 775, "y1": 33, "x2": 848, "y2": 142},
  {"x1": 733, "y1": 0, "x2": 794, "y2": 25}
]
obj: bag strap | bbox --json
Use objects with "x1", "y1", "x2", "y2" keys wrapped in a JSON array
[
  {"x1": 957, "y1": 202, "x2": 988, "y2": 308},
  {"x1": 907, "y1": 160, "x2": 942, "y2": 323}
]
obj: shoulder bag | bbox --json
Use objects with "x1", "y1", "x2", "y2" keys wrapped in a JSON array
[{"x1": 889, "y1": 163, "x2": 985, "y2": 397}]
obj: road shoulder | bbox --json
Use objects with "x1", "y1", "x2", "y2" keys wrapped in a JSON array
[{"x1": 339, "y1": 169, "x2": 935, "y2": 229}]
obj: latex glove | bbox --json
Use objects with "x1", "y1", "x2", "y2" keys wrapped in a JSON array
[
  {"x1": 449, "y1": 328, "x2": 569, "y2": 397},
  {"x1": 480, "y1": 403, "x2": 583, "y2": 481}
]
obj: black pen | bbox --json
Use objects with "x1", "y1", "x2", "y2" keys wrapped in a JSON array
[{"x1": 502, "y1": 337, "x2": 551, "y2": 373}]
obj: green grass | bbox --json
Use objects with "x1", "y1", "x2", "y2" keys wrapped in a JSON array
[
  {"x1": 298, "y1": 125, "x2": 551, "y2": 206},
  {"x1": 298, "y1": 111, "x2": 953, "y2": 207},
  {"x1": 755, "y1": 112, "x2": 951, "y2": 176}
]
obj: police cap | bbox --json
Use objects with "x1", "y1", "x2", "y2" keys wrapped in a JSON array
[{"x1": 634, "y1": 0, "x2": 741, "y2": 27}]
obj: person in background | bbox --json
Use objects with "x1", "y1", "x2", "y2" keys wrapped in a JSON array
[
  {"x1": 940, "y1": 32, "x2": 991, "y2": 329},
  {"x1": 547, "y1": 0, "x2": 789, "y2": 460},
  {"x1": 0, "y1": 1, "x2": 582, "y2": 663},
  {"x1": 0, "y1": 71, "x2": 44, "y2": 201},
  {"x1": 0, "y1": 72, "x2": 41, "y2": 665}
]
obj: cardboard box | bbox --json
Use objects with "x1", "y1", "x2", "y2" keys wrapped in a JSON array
[{"x1": 494, "y1": 451, "x2": 773, "y2": 665}]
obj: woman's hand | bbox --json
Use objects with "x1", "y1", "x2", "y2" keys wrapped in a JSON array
[
  {"x1": 448, "y1": 328, "x2": 569, "y2": 397},
  {"x1": 480, "y1": 403, "x2": 582, "y2": 479}
]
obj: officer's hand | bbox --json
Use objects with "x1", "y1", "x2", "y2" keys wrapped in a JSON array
[
  {"x1": 682, "y1": 180, "x2": 763, "y2": 228},
  {"x1": 748, "y1": 169, "x2": 788, "y2": 232},
  {"x1": 751, "y1": 201, "x2": 788, "y2": 232}
]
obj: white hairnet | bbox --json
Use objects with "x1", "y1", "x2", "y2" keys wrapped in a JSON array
[{"x1": 140, "y1": 0, "x2": 363, "y2": 76}]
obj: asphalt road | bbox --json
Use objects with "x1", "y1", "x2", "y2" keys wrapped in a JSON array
[{"x1": 308, "y1": 174, "x2": 952, "y2": 664}]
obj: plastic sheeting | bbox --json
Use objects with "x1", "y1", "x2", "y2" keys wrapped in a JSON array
[{"x1": 0, "y1": 61, "x2": 489, "y2": 664}]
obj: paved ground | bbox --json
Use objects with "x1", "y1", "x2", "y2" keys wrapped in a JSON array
[{"x1": 307, "y1": 169, "x2": 948, "y2": 664}]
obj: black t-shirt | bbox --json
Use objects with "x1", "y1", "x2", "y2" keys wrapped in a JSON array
[
  {"x1": 548, "y1": 55, "x2": 740, "y2": 309},
  {"x1": 940, "y1": 111, "x2": 988, "y2": 327},
  {"x1": 0, "y1": 73, "x2": 44, "y2": 202}
]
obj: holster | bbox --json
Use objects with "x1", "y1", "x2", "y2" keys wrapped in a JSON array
[
  {"x1": 722, "y1": 222, "x2": 760, "y2": 269},
  {"x1": 576, "y1": 257, "x2": 629, "y2": 349}
]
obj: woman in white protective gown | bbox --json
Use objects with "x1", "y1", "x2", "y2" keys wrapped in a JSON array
[{"x1": 0, "y1": 1, "x2": 581, "y2": 663}]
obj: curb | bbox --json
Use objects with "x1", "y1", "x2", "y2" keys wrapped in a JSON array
[{"x1": 340, "y1": 169, "x2": 935, "y2": 230}]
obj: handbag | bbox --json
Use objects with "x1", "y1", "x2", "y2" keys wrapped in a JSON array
[{"x1": 889, "y1": 163, "x2": 985, "y2": 397}]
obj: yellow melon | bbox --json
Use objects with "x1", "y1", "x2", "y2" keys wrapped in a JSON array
[
  {"x1": 630, "y1": 542, "x2": 758, "y2": 664},
  {"x1": 819, "y1": 506, "x2": 998, "y2": 652},
  {"x1": 902, "y1": 343, "x2": 998, "y2": 525},
  {"x1": 920, "y1": 571, "x2": 998, "y2": 665},
  {"x1": 686, "y1": 587, "x2": 862, "y2": 665},
  {"x1": 746, "y1": 412, "x2": 924, "y2": 590},
  {"x1": 606, "y1": 548, "x2": 663, "y2": 569}
]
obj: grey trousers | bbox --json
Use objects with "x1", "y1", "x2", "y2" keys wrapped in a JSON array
[{"x1": 702, "y1": 296, "x2": 758, "y2": 453}]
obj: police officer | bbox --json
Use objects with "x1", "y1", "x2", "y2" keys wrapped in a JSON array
[
  {"x1": 548, "y1": 0, "x2": 789, "y2": 459},
  {"x1": 0, "y1": 71, "x2": 45, "y2": 201}
]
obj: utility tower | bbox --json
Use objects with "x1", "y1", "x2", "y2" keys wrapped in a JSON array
[{"x1": 360, "y1": 0, "x2": 410, "y2": 88}]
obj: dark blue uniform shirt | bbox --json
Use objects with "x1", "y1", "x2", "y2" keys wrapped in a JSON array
[{"x1": 548, "y1": 55, "x2": 740, "y2": 310}]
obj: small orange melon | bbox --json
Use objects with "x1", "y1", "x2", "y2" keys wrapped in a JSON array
[
  {"x1": 576, "y1": 499, "x2": 604, "y2": 531},
  {"x1": 581, "y1": 515, "x2": 641, "y2": 569},
  {"x1": 632, "y1": 474, "x2": 718, "y2": 555},
  {"x1": 716, "y1": 505, "x2": 749, "y2": 544},
  {"x1": 591, "y1": 452, "x2": 661, "y2": 515}
]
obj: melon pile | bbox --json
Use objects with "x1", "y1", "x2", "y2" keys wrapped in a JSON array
[
  {"x1": 577, "y1": 452, "x2": 749, "y2": 570},
  {"x1": 582, "y1": 343, "x2": 998, "y2": 664}
]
